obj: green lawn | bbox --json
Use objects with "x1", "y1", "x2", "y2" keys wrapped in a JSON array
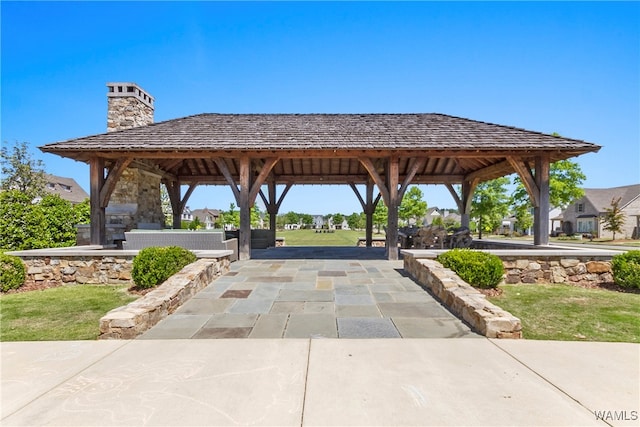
[
  {"x1": 0, "y1": 285, "x2": 138, "y2": 341},
  {"x1": 488, "y1": 284, "x2": 640, "y2": 343},
  {"x1": 277, "y1": 229, "x2": 382, "y2": 246}
]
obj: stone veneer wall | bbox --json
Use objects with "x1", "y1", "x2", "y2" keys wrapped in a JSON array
[
  {"x1": 403, "y1": 255, "x2": 522, "y2": 338},
  {"x1": 106, "y1": 168, "x2": 164, "y2": 243},
  {"x1": 99, "y1": 258, "x2": 229, "y2": 339},
  {"x1": 501, "y1": 256, "x2": 613, "y2": 285},
  {"x1": 19, "y1": 254, "x2": 135, "y2": 286}
]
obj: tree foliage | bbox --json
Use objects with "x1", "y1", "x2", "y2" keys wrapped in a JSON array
[
  {"x1": 471, "y1": 178, "x2": 510, "y2": 239},
  {"x1": 600, "y1": 197, "x2": 626, "y2": 240},
  {"x1": 0, "y1": 190, "x2": 88, "y2": 250},
  {"x1": 347, "y1": 212, "x2": 365, "y2": 230},
  {"x1": 512, "y1": 160, "x2": 586, "y2": 211},
  {"x1": 1, "y1": 141, "x2": 47, "y2": 199},
  {"x1": 372, "y1": 201, "x2": 388, "y2": 233},
  {"x1": 399, "y1": 186, "x2": 427, "y2": 225}
]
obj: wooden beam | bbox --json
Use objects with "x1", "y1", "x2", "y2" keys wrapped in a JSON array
[
  {"x1": 359, "y1": 157, "x2": 390, "y2": 207},
  {"x1": 99, "y1": 157, "x2": 132, "y2": 208},
  {"x1": 238, "y1": 156, "x2": 251, "y2": 260},
  {"x1": 399, "y1": 158, "x2": 426, "y2": 199},
  {"x1": 213, "y1": 158, "x2": 240, "y2": 204},
  {"x1": 163, "y1": 179, "x2": 182, "y2": 229},
  {"x1": 464, "y1": 159, "x2": 511, "y2": 183},
  {"x1": 349, "y1": 183, "x2": 366, "y2": 210},
  {"x1": 89, "y1": 157, "x2": 106, "y2": 245},
  {"x1": 248, "y1": 158, "x2": 279, "y2": 205},
  {"x1": 387, "y1": 156, "x2": 400, "y2": 260},
  {"x1": 534, "y1": 155, "x2": 550, "y2": 245},
  {"x1": 508, "y1": 157, "x2": 539, "y2": 207},
  {"x1": 447, "y1": 180, "x2": 477, "y2": 229}
]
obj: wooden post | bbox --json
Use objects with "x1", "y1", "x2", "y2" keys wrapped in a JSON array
[
  {"x1": 365, "y1": 181, "x2": 375, "y2": 247},
  {"x1": 239, "y1": 156, "x2": 251, "y2": 260},
  {"x1": 386, "y1": 156, "x2": 400, "y2": 260},
  {"x1": 89, "y1": 157, "x2": 106, "y2": 245},
  {"x1": 446, "y1": 180, "x2": 476, "y2": 229},
  {"x1": 534, "y1": 155, "x2": 550, "y2": 245}
]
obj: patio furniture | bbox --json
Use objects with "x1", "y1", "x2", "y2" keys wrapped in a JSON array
[{"x1": 122, "y1": 231, "x2": 238, "y2": 261}]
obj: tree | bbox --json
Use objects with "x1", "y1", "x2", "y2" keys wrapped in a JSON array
[
  {"x1": 372, "y1": 202, "x2": 388, "y2": 234},
  {"x1": 512, "y1": 159, "x2": 586, "y2": 211},
  {"x1": 1, "y1": 141, "x2": 47, "y2": 199},
  {"x1": 284, "y1": 211, "x2": 300, "y2": 225},
  {"x1": 251, "y1": 204, "x2": 262, "y2": 228},
  {"x1": 347, "y1": 212, "x2": 365, "y2": 230},
  {"x1": 300, "y1": 213, "x2": 314, "y2": 228},
  {"x1": 471, "y1": 178, "x2": 510, "y2": 239},
  {"x1": 600, "y1": 197, "x2": 626, "y2": 241},
  {"x1": 220, "y1": 203, "x2": 240, "y2": 229},
  {"x1": 332, "y1": 213, "x2": 344, "y2": 227},
  {"x1": 160, "y1": 184, "x2": 173, "y2": 227},
  {"x1": 399, "y1": 186, "x2": 427, "y2": 225},
  {"x1": 512, "y1": 203, "x2": 533, "y2": 235}
]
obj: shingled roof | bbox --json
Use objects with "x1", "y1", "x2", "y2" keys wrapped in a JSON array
[
  {"x1": 40, "y1": 113, "x2": 600, "y2": 186},
  {"x1": 42, "y1": 113, "x2": 597, "y2": 153},
  {"x1": 582, "y1": 184, "x2": 640, "y2": 211}
]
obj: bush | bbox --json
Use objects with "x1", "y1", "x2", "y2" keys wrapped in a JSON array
[
  {"x1": 436, "y1": 249, "x2": 504, "y2": 288},
  {"x1": 611, "y1": 250, "x2": 640, "y2": 289},
  {"x1": 131, "y1": 246, "x2": 197, "y2": 289},
  {"x1": 0, "y1": 253, "x2": 26, "y2": 292}
]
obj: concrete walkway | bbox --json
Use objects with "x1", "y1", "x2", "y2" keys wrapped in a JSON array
[
  {"x1": 2, "y1": 339, "x2": 638, "y2": 426},
  {"x1": 139, "y1": 250, "x2": 477, "y2": 339}
]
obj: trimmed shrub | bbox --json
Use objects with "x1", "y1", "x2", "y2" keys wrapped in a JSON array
[
  {"x1": 611, "y1": 250, "x2": 640, "y2": 289},
  {"x1": 131, "y1": 246, "x2": 197, "y2": 289},
  {"x1": 1, "y1": 253, "x2": 26, "y2": 292},
  {"x1": 436, "y1": 249, "x2": 504, "y2": 288}
]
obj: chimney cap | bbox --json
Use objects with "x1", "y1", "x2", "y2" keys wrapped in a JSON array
[{"x1": 106, "y1": 82, "x2": 154, "y2": 109}]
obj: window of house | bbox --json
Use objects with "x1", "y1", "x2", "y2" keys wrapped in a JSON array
[
  {"x1": 576, "y1": 203, "x2": 585, "y2": 213},
  {"x1": 60, "y1": 184, "x2": 71, "y2": 192},
  {"x1": 46, "y1": 183, "x2": 56, "y2": 190},
  {"x1": 577, "y1": 218, "x2": 595, "y2": 233}
]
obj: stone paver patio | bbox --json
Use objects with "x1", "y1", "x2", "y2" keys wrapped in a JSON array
[{"x1": 140, "y1": 248, "x2": 479, "y2": 339}]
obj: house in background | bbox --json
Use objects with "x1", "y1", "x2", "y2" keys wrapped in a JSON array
[
  {"x1": 191, "y1": 208, "x2": 222, "y2": 229},
  {"x1": 562, "y1": 184, "x2": 640, "y2": 239},
  {"x1": 43, "y1": 174, "x2": 88, "y2": 204},
  {"x1": 181, "y1": 206, "x2": 194, "y2": 222}
]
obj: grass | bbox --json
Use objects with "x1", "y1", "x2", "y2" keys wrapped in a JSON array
[
  {"x1": 277, "y1": 229, "x2": 382, "y2": 246},
  {"x1": 0, "y1": 285, "x2": 138, "y2": 341},
  {"x1": 488, "y1": 284, "x2": 640, "y2": 343}
]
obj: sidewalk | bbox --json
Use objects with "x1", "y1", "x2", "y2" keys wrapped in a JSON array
[{"x1": 2, "y1": 339, "x2": 638, "y2": 426}]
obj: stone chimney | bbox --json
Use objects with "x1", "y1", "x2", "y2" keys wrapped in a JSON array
[
  {"x1": 106, "y1": 82, "x2": 154, "y2": 132},
  {"x1": 104, "y1": 83, "x2": 163, "y2": 242}
]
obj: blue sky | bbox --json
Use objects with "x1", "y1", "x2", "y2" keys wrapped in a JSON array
[{"x1": 2, "y1": 1, "x2": 639, "y2": 215}]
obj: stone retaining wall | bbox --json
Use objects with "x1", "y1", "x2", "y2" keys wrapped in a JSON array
[
  {"x1": 99, "y1": 258, "x2": 230, "y2": 339},
  {"x1": 403, "y1": 255, "x2": 522, "y2": 338},
  {"x1": 16, "y1": 253, "x2": 135, "y2": 286},
  {"x1": 501, "y1": 256, "x2": 613, "y2": 285},
  {"x1": 8, "y1": 247, "x2": 233, "y2": 288}
]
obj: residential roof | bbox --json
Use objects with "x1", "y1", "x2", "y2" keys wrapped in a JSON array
[
  {"x1": 44, "y1": 174, "x2": 89, "y2": 204},
  {"x1": 582, "y1": 184, "x2": 640, "y2": 212},
  {"x1": 39, "y1": 113, "x2": 601, "y2": 186}
]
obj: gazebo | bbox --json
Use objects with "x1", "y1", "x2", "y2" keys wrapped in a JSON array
[{"x1": 40, "y1": 83, "x2": 601, "y2": 260}]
